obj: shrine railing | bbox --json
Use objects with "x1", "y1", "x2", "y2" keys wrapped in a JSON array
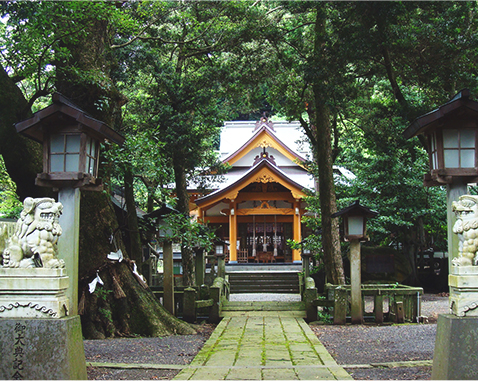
[{"x1": 302, "y1": 276, "x2": 423, "y2": 324}]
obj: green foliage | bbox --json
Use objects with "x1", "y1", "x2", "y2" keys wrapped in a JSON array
[
  {"x1": 160, "y1": 213, "x2": 217, "y2": 253},
  {"x1": 317, "y1": 310, "x2": 333, "y2": 325},
  {"x1": 334, "y1": 83, "x2": 447, "y2": 251},
  {"x1": 94, "y1": 287, "x2": 112, "y2": 302},
  {"x1": 0, "y1": 155, "x2": 21, "y2": 219},
  {"x1": 4, "y1": 1, "x2": 478, "y2": 268}
]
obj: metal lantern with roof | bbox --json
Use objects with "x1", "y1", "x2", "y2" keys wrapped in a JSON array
[
  {"x1": 15, "y1": 93, "x2": 125, "y2": 190},
  {"x1": 403, "y1": 89, "x2": 478, "y2": 187}
]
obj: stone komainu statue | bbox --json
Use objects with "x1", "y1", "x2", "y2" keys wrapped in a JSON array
[
  {"x1": 452, "y1": 195, "x2": 478, "y2": 266},
  {"x1": 2, "y1": 197, "x2": 64, "y2": 269}
]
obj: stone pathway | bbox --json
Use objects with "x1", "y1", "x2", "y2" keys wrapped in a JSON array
[{"x1": 174, "y1": 314, "x2": 352, "y2": 380}]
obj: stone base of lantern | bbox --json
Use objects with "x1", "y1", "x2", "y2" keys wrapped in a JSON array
[
  {"x1": 432, "y1": 314, "x2": 478, "y2": 380},
  {"x1": 0, "y1": 268, "x2": 86, "y2": 379},
  {"x1": 0, "y1": 268, "x2": 69, "y2": 318},
  {"x1": 449, "y1": 266, "x2": 478, "y2": 317},
  {"x1": 0, "y1": 316, "x2": 87, "y2": 380}
]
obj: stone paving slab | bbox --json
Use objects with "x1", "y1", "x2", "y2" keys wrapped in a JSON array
[{"x1": 174, "y1": 315, "x2": 352, "y2": 380}]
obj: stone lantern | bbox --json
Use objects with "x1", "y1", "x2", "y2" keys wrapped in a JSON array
[
  {"x1": 403, "y1": 89, "x2": 478, "y2": 379},
  {"x1": 333, "y1": 200, "x2": 378, "y2": 242},
  {"x1": 15, "y1": 92, "x2": 124, "y2": 190},
  {"x1": 332, "y1": 201, "x2": 378, "y2": 324},
  {"x1": 15, "y1": 93, "x2": 124, "y2": 317},
  {"x1": 0, "y1": 93, "x2": 124, "y2": 380},
  {"x1": 403, "y1": 89, "x2": 478, "y2": 187}
]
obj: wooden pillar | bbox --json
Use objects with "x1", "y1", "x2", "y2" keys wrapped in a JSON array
[
  {"x1": 293, "y1": 201, "x2": 301, "y2": 262},
  {"x1": 197, "y1": 207, "x2": 203, "y2": 221},
  {"x1": 163, "y1": 240, "x2": 175, "y2": 315},
  {"x1": 229, "y1": 201, "x2": 237, "y2": 262}
]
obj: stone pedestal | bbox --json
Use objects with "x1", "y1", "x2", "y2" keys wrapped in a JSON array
[
  {"x1": 449, "y1": 266, "x2": 478, "y2": 316},
  {"x1": 0, "y1": 316, "x2": 87, "y2": 380},
  {"x1": 0, "y1": 268, "x2": 69, "y2": 318},
  {"x1": 350, "y1": 240, "x2": 363, "y2": 324},
  {"x1": 432, "y1": 314, "x2": 478, "y2": 380}
]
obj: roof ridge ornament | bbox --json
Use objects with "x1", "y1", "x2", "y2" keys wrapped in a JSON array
[
  {"x1": 254, "y1": 116, "x2": 275, "y2": 131},
  {"x1": 253, "y1": 151, "x2": 276, "y2": 166}
]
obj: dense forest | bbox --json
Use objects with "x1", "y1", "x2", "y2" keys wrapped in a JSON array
[{"x1": 1, "y1": 1, "x2": 477, "y2": 337}]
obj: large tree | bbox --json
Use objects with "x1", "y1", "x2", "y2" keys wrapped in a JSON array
[
  {"x1": 113, "y1": 1, "x2": 267, "y2": 286},
  {"x1": 252, "y1": 2, "x2": 347, "y2": 284},
  {"x1": 0, "y1": 1, "x2": 194, "y2": 338},
  {"x1": 330, "y1": 1, "x2": 478, "y2": 284}
]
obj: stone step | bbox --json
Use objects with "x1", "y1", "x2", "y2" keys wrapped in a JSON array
[
  {"x1": 220, "y1": 310, "x2": 307, "y2": 318},
  {"x1": 225, "y1": 264, "x2": 302, "y2": 272},
  {"x1": 222, "y1": 301, "x2": 305, "y2": 311},
  {"x1": 228, "y1": 271, "x2": 300, "y2": 294}
]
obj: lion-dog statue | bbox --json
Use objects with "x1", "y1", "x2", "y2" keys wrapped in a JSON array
[{"x1": 2, "y1": 197, "x2": 64, "y2": 268}]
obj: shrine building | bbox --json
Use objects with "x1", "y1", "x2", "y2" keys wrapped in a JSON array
[{"x1": 192, "y1": 119, "x2": 315, "y2": 264}]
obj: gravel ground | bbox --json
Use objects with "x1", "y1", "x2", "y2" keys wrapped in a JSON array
[
  {"x1": 86, "y1": 293, "x2": 449, "y2": 380},
  {"x1": 85, "y1": 323, "x2": 215, "y2": 380},
  {"x1": 311, "y1": 293, "x2": 449, "y2": 380}
]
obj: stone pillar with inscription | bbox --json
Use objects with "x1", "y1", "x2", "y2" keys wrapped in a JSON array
[
  {"x1": 432, "y1": 194, "x2": 478, "y2": 380},
  {"x1": 0, "y1": 198, "x2": 86, "y2": 380}
]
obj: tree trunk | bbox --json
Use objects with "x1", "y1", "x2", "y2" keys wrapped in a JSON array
[
  {"x1": 173, "y1": 154, "x2": 195, "y2": 287},
  {"x1": 311, "y1": 5, "x2": 345, "y2": 285},
  {"x1": 79, "y1": 192, "x2": 195, "y2": 338},
  {"x1": 312, "y1": 101, "x2": 345, "y2": 285},
  {"x1": 124, "y1": 165, "x2": 143, "y2": 264},
  {"x1": 0, "y1": 66, "x2": 49, "y2": 201}
]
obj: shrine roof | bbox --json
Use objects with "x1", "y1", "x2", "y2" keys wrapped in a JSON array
[
  {"x1": 195, "y1": 158, "x2": 309, "y2": 207},
  {"x1": 219, "y1": 120, "x2": 309, "y2": 164}
]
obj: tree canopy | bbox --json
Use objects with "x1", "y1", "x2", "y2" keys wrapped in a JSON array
[{"x1": 0, "y1": 1, "x2": 478, "y2": 323}]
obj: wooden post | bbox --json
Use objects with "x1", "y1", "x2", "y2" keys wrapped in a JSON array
[
  {"x1": 350, "y1": 239, "x2": 363, "y2": 324},
  {"x1": 374, "y1": 292, "x2": 384, "y2": 324},
  {"x1": 58, "y1": 187, "x2": 80, "y2": 316},
  {"x1": 446, "y1": 181, "x2": 467, "y2": 282},
  {"x1": 163, "y1": 240, "x2": 175, "y2": 315},
  {"x1": 229, "y1": 201, "x2": 237, "y2": 262},
  {"x1": 293, "y1": 201, "x2": 301, "y2": 262},
  {"x1": 195, "y1": 248, "x2": 205, "y2": 286}
]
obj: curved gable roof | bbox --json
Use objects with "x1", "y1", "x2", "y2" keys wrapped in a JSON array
[
  {"x1": 222, "y1": 124, "x2": 307, "y2": 167},
  {"x1": 196, "y1": 159, "x2": 308, "y2": 209}
]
